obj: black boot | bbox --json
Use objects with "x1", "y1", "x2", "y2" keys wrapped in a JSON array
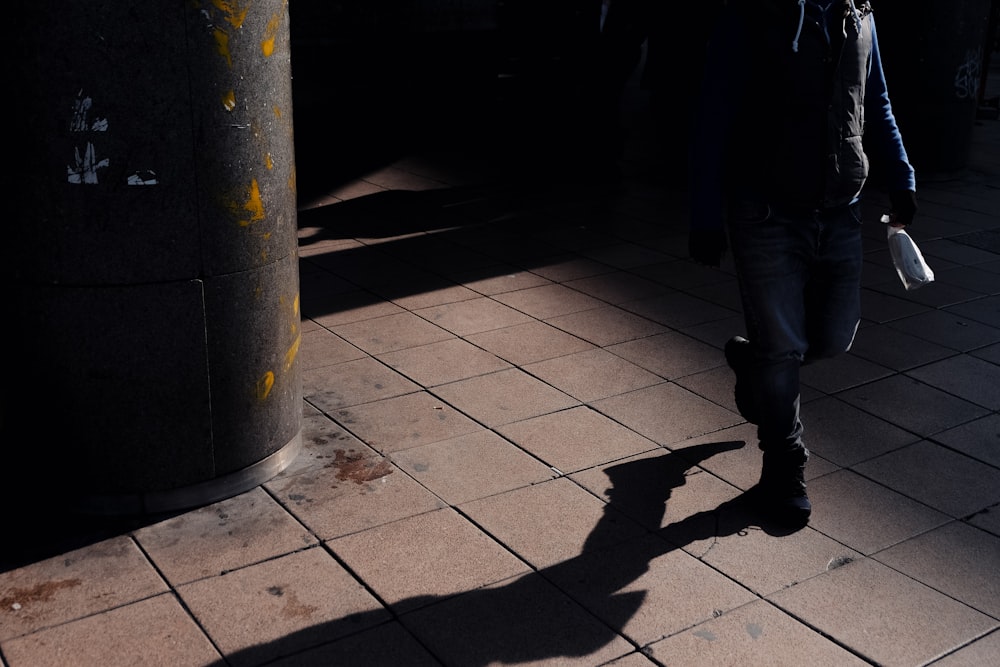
[
  {"x1": 755, "y1": 447, "x2": 811, "y2": 526},
  {"x1": 725, "y1": 336, "x2": 760, "y2": 425}
]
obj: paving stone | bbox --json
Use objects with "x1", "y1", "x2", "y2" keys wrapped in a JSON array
[
  {"x1": 299, "y1": 327, "x2": 366, "y2": 370},
  {"x1": 934, "y1": 265, "x2": 1000, "y2": 295},
  {"x1": 465, "y1": 320, "x2": 596, "y2": 365},
  {"x1": 593, "y1": 383, "x2": 743, "y2": 447},
  {"x1": 178, "y1": 547, "x2": 389, "y2": 667},
  {"x1": 272, "y1": 412, "x2": 369, "y2": 479},
  {"x1": 931, "y1": 629, "x2": 1000, "y2": 667},
  {"x1": 432, "y1": 368, "x2": 579, "y2": 427},
  {"x1": 620, "y1": 291, "x2": 737, "y2": 330},
  {"x1": 886, "y1": 309, "x2": 1000, "y2": 352},
  {"x1": 330, "y1": 311, "x2": 454, "y2": 355},
  {"x1": 800, "y1": 353, "x2": 895, "y2": 394},
  {"x1": 499, "y1": 405, "x2": 658, "y2": 474},
  {"x1": 769, "y1": 557, "x2": 997, "y2": 667},
  {"x1": 525, "y1": 256, "x2": 614, "y2": 283},
  {"x1": 673, "y1": 365, "x2": 744, "y2": 417},
  {"x1": 860, "y1": 288, "x2": 929, "y2": 323},
  {"x1": 305, "y1": 289, "x2": 404, "y2": 327},
  {"x1": 330, "y1": 391, "x2": 483, "y2": 453},
  {"x1": 328, "y1": 508, "x2": 529, "y2": 614},
  {"x1": 401, "y1": 572, "x2": 635, "y2": 666},
  {"x1": 646, "y1": 599, "x2": 869, "y2": 666},
  {"x1": 569, "y1": 445, "x2": 746, "y2": 532},
  {"x1": 807, "y1": 470, "x2": 951, "y2": 555},
  {"x1": 391, "y1": 429, "x2": 555, "y2": 504},
  {"x1": 680, "y1": 506, "x2": 865, "y2": 597},
  {"x1": 135, "y1": 487, "x2": 317, "y2": 586},
  {"x1": 846, "y1": 323, "x2": 956, "y2": 371},
  {"x1": 837, "y1": 375, "x2": 989, "y2": 438},
  {"x1": 413, "y1": 296, "x2": 534, "y2": 336},
  {"x1": 853, "y1": 440, "x2": 1000, "y2": 519},
  {"x1": 524, "y1": 348, "x2": 663, "y2": 402},
  {"x1": 608, "y1": 331, "x2": 726, "y2": 380},
  {"x1": 799, "y1": 396, "x2": 919, "y2": 467},
  {"x1": 377, "y1": 337, "x2": 511, "y2": 387},
  {"x1": 0, "y1": 536, "x2": 166, "y2": 642},
  {"x1": 564, "y1": 270, "x2": 671, "y2": 304},
  {"x1": 632, "y1": 259, "x2": 733, "y2": 291},
  {"x1": 371, "y1": 278, "x2": 479, "y2": 311},
  {"x1": 543, "y1": 534, "x2": 758, "y2": 647},
  {"x1": 265, "y1": 621, "x2": 443, "y2": 666},
  {"x1": 966, "y1": 505, "x2": 1000, "y2": 538},
  {"x1": 905, "y1": 353, "x2": 1000, "y2": 410},
  {"x1": 455, "y1": 267, "x2": 552, "y2": 296},
  {"x1": 874, "y1": 521, "x2": 1000, "y2": 618},
  {"x1": 461, "y1": 477, "x2": 646, "y2": 569},
  {"x1": 493, "y1": 283, "x2": 606, "y2": 319},
  {"x1": 970, "y1": 341, "x2": 1000, "y2": 365},
  {"x1": 0, "y1": 594, "x2": 219, "y2": 667},
  {"x1": 267, "y1": 451, "x2": 446, "y2": 541},
  {"x1": 303, "y1": 357, "x2": 422, "y2": 412},
  {"x1": 604, "y1": 652, "x2": 660, "y2": 666},
  {"x1": 544, "y1": 305, "x2": 668, "y2": 346}
]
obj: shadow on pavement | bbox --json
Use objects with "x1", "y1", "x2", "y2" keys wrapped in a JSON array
[{"x1": 211, "y1": 440, "x2": 805, "y2": 666}]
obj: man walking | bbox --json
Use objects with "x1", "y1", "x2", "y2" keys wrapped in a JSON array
[{"x1": 689, "y1": 0, "x2": 918, "y2": 525}]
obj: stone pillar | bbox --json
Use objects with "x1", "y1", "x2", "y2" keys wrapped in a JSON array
[{"x1": 6, "y1": 0, "x2": 302, "y2": 515}]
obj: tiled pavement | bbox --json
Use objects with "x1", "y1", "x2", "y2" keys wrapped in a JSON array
[{"x1": 3, "y1": 63, "x2": 1000, "y2": 667}]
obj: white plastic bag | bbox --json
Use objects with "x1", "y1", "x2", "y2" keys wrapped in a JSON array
[{"x1": 883, "y1": 215, "x2": 934, "y2": 290}]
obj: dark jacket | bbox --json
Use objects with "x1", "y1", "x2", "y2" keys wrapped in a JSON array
[{"x1": 691, "y1": 0, "x2": 916, "y2": 232}]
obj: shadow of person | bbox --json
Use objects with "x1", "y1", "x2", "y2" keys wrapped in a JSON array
[{"x1": 213, "y1": 440, "x2": 806, "y2": 666}]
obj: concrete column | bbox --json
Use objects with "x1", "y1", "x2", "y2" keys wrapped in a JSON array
[{"x1": 6, "y1": 0, "x2": 302, "y2": 514}]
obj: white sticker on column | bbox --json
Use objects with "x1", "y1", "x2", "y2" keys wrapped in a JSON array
[
  {"x1": 68, "y1": 91, "x2": 110, "y2": 184},
  {"x1": 127, "y1": 171, "x2": 159, "y2": 185},
  {"x1": 70, "y1": 91, "x2": 108, "y2": 132},
  {"x1": 67, "y1": 142, "x2": 110, "y2": 184}
]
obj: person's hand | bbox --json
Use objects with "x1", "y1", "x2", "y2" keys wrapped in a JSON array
[
  {"x1": 689, "y1": 229, "x2": 728, "y2": 267},
  {"x1": 889, "y1": 189, "x2": 917, "y2": 226}
]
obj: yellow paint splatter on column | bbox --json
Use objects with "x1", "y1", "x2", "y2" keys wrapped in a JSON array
[
  {"x1": 223, "y1": 179, "x2": 266, "y2": 227},
  {"x1": 284, "y1": 334, "x2": 300, "y2": 371},
  {"x1": 213, "y1": 27, "x2": 232, "y2": 67},
  {"x1": 265, "y1": 153, "x2": 273, "y2": 170},
  {"x1": 262, "y1": 12, "x2": 282, "y2": 57},
  {"x1": 213, "y1": 0, "x2": 248, "y2": 28},
  {"x1": 241, "y1": 179, "x2": 265, "y2": 226},
  {"x1": 222, "y1": 90, "x2": 237, "y2": 111},
  {"x1": 257, "y1": 371, "x2": 275, "y2": 400}
]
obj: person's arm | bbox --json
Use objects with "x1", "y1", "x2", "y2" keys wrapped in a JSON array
[
  {"x1": 689, "y1": 9, "x2": 745, "y2": 265},
  {"x1": 864, "y1": 14, "x2": 918, "y2": 224}
]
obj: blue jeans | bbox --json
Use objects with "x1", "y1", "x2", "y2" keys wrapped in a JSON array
[{"x1": 728, "y1": 200, "x2": 863, "y2": 453}]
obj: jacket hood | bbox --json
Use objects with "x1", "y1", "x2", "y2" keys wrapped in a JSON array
[{"x1": 792, "y1": 0, "x2": 870, "y2": 52}]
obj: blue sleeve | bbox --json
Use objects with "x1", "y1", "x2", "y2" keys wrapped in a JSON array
[
  {"x1": 865, "y1": 15, "x2": 917, "y2": 192},
  {"x1": 690, "y1": 9, "x2": 745, "y2": 233}
]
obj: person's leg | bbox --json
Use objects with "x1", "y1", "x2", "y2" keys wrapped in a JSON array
[
  {"x1": 804, "y1": 203, "x2": 864, "y2": 363},
  {"x1": 728, "y1": 203, "x2": 812, "y2": 446},
  {"x1": 727, "y1": 202, "x2": 814, "y2": 523}
]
